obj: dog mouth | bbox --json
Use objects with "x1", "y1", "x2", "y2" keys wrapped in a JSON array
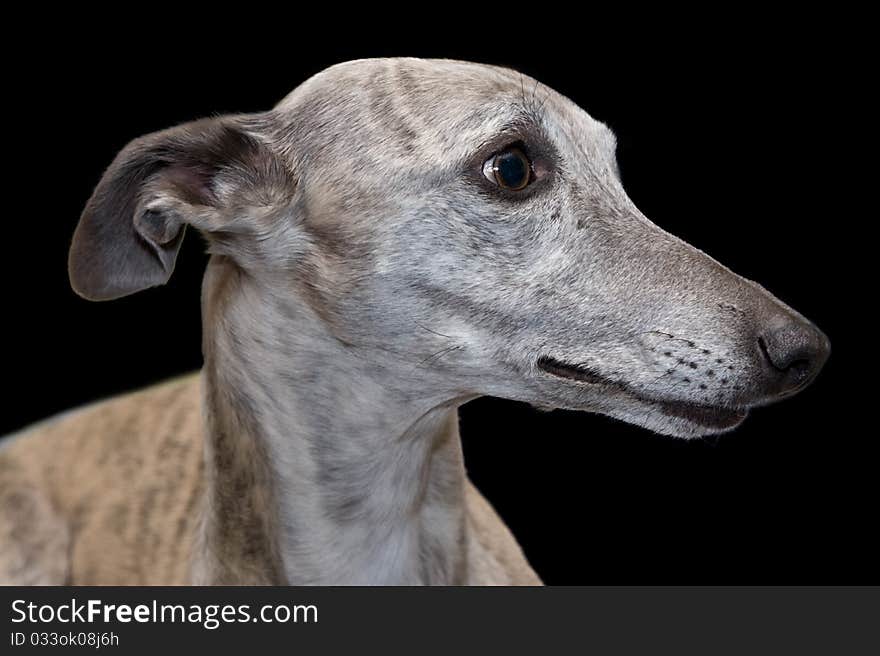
[{"x1": 536, "y1": 356, "x2": 748, "y2": 430}]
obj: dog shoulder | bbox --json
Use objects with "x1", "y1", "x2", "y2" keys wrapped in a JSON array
[
  {"x1": 1, "y1": 372, "x2": 202, "y2": 469},
  {"x1": 0, "y1": 373, "x2": 205, "y2": 584},
  {"x1": 464, "y1": 479, "x2": 542, "y2": 586},
  {"x1": 0, "y1": 450, "x2": 70, "y2": 584}
]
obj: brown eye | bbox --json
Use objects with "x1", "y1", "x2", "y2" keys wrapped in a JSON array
[{"x1": 482, "y1": 147, "x2": 533, "y2": 190}]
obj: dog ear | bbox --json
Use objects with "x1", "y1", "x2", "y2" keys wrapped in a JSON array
[{"x1": 69, "y1": 114, "x2": 290, "y2": 301}]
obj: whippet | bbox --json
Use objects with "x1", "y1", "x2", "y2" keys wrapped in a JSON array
[{"x1": 0, "y1": 58, "x2": 829, "y2": 585}]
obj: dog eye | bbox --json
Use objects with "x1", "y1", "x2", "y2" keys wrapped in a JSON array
[{"x1": 482, "y1": 147, "x2": 533, "y2": 191}]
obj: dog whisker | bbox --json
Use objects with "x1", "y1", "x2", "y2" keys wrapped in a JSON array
[
  {"x1": 414, "y1": 344, "x2": 463, "y2": 371},
  {"x1": 412, "y1": 320, "x2": 455, "y2": 340}
]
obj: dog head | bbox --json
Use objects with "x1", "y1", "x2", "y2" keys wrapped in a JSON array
[{"x1": 69, "y1": 58, "x2": 829, "y2": 438}]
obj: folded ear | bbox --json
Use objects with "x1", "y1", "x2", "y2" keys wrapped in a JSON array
[{"x1": 69, "y1": 113, "x2": 290, "y2": 301}]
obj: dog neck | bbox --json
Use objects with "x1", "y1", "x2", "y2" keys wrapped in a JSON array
[{"x1": 195, "y1": 257, "x2": 469, "y2": 584}]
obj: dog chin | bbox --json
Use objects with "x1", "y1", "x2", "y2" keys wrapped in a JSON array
[
  {"x1": 606, "y1": 399, "x2": 750, "y2": 439},
  {"x1": 532, "y1": 392, "x2": 749, "y2": 438}
]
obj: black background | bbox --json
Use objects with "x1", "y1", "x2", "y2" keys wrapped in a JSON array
[{"x1": 2, "y1": 22, "x2": 869, "y2": 584}]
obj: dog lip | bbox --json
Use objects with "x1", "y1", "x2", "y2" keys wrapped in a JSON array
[
  {"x1": 536, "y1": 356, "x2": 608, "y2": 386},
  {"x1": 536, "y1": 355, "x2": 748, "y2": 429}
]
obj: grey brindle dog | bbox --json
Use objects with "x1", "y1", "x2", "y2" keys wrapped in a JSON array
[{"x1": 0, "y1": 58, "x2": 829, "y2": 585}]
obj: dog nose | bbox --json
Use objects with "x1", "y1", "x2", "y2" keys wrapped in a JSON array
[{"x1": 758, "y1": 314, "x2": 830, "y2": 396}]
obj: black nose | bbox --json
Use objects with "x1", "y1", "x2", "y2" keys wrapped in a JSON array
[{"x1": 758, "y1": 315, "x2": 830, "y2": 396}]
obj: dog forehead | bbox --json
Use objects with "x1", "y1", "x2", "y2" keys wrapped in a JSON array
[
  {"x1": 272, "y1": 58, "x2": 614, "y2": 164},
  {"x1": 275, "y1": 57, "x2": 522, "y2": 116}
]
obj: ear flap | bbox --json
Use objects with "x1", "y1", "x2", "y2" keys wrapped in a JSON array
[{"x1": 69, "y1": 114, "x2": 286, "y2": 301}]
